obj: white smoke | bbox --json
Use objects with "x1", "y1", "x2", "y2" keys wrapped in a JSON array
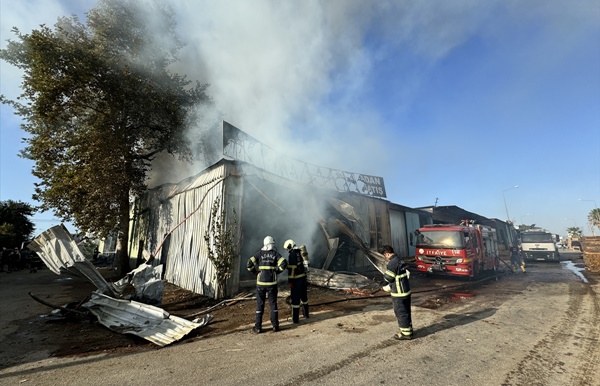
[{"x1": 3, "y1": 0, "x2": 598, "y2": 236}]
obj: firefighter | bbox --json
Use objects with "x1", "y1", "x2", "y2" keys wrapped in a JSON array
[
  {"x1": 283, "y1": 239, "x2": 310, "y2": 323},
  {"x1": 247, "y1": 236, "x2": 287, "y2": 333},
  {"x1": 509, "y1": 243, "x2": 526, "y2": 273},
  {"x1": 382, "y1": 245, "x2": 413, "y2": 340}
]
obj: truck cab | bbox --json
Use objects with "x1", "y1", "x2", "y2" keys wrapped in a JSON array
[
  {"x1": 413, "y1": 221, "x2": 499, "y2": 278},
  {"x1": 520, "y1": 229, "x2": 560, "y2": 261}
]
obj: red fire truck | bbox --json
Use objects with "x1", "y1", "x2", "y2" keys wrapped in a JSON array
[{"x1": 413, "y1": 221, "x2": 499, "y2": 278}]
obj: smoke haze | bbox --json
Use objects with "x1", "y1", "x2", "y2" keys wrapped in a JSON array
[{"x1": 2, "y1": 0, "x2": 598, "y2": 236}]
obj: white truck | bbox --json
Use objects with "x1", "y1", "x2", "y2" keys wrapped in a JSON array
[{"x1": 520, "y1": 229, "x2": 560, "y2": 262}]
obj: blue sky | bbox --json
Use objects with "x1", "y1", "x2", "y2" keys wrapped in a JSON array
[{"x1": 1, "y1": 0, "x2": 599, "y2": 237}]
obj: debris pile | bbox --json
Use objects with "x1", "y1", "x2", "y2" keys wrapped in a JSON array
[{"x1": 27, "y1": 225, "x2": 212, "y2": 346}]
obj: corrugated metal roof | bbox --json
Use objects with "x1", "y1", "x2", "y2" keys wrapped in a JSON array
[
  {"x1": 83, "y1": 292, "x2": 212, "y2": 346},
  {"x1": 416, "y1": 205, "x2": 494, "y2": 226}
]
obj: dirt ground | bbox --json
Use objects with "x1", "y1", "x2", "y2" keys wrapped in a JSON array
[
  {"x1": 0, "y1": 252, "x2": 590, "y2": 372},
  {"x1": 0, "y1": 266, "x2": 396, "y2": 369}
]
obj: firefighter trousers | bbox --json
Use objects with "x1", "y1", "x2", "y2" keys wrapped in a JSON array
[
  {"x1": 255, "y1": 285, "x2": 279, "y2": 329},
  {"x1": 289, "y1": 277, "x2": 309, "y2": 323},
  {"x1": 511, "y1": 255, "x2": 525, "y2": 272},
  {"x1": 392, "y1": 295, "x2": 413, "y2": 336}
]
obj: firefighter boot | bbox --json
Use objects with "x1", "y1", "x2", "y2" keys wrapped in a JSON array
[
  {"x1": 253, "y1": 311, "x2": 263, "y2": 333},
  {"x1": 292, "y1": 306, "x2": 300, "y2": 324},
  {"x1": 521, "y1": 264, "x2": 526, "y2": 273},
  {"x1": 302, "y1": 303, "x2": 309, "y2": 319}
]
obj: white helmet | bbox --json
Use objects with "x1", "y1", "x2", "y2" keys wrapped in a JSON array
[
  {"x1": 263, "y1": 236, "x2": 275, "y2": 247},
  {"x1": 283, "y1": 239, "x2": 295, "y2": 250}
]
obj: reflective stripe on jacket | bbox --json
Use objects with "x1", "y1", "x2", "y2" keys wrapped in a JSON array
[
  {"x1": 287, "y1": 248, "x2": 308, "y2": 279},
  {"x1": 247, "y1": 249, "x2": 287, "y2": 286},
  {"x1": 383, "y1": 254, "x2": 411, "y2": 298}
]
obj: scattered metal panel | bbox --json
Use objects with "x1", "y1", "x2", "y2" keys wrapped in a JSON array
[
  {"x1": 112, "y1": 263, "x2": 165, "y2": 305},
  {"x1": 307, "y1": 268, "x2": 378, "y2": 290},
  {"x1": 335, "y1": 219, "x2": 388, "y2": 274},
  {"x1": 331, "y1": 194, "x2": 390, "y2": 272},
  {"x1": 322, "y1": 238, "x2": 340, "y2": 270},
  {"x1": 28, "y1": 225, "x2": 117, "y2": 297},
  {"x1": 29, "y1": 225, "x2": 211, "y2": 346},
  {"x1": 83, "y1": 292, "x2": 212, "y2": 347}
]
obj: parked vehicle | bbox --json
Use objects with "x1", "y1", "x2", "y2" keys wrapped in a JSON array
[
  {"x1": 412, "y1": 220, "x2": 499, "y2": 278},
  {"x1": 571, "y1": 240, "x2": 583, "y2": 252},
  {"x1": 520, "y1": 229, "x2": 560, "y2": 261}
]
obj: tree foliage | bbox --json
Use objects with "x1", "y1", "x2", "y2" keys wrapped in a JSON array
[
  {"x1": 589, "y1": 208, "x2": 600, "y2": 233},
  {"x1": 566, "y1": 226, "x2": 583, "y2": 239},
  {"x1": 204, "y1": 198, "x2": 238, "y2": 299},
  {"x1": 517, "y1": 224, "x2": 537, "y2": 231},
  {"x1": 0, "y1": 0, "x2": 211, "y2": 273},
  {"x1": 0, "y1": 200, "x2": 36, "y2": 248}
]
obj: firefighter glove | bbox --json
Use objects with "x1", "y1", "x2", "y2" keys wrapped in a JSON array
[{"x1": 382, "y1": 285, "x2": 391, "y2": 292}]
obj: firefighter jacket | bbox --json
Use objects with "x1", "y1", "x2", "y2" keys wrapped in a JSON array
[
  {"x1": 287, "y1": 247, "x2": 308, "y2": 279},
  {"x1": 247, "y1": 249, "x2": 287, "y2": 286},
  {"x1": 383, "y1": 254, "x2": 411, "y2": 298}
]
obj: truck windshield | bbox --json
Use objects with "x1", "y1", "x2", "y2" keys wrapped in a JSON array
[
  {"x1": 521, "y1": 233, "x2": 554, "y2": 243},
  {"x1": 417, "y1": 231, "x2": 463, "y2": 248}
]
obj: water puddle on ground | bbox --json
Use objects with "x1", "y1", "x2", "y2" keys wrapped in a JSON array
[
  {"x1": 561, "y1": 260, "x2": 589, "y2": 283},
  {"x1": 419, "y1": 291, "x2": 474, "y2": 309}
]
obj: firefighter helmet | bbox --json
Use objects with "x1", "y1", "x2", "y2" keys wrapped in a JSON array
[
  {"x1": 263, "y1": 236, "x2": 275, "y2": 246},
  {"x1": 283, "y1": 239, "x2": 295, "y2": 250}
]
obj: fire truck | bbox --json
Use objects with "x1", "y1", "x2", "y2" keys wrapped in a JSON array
[{"x1": 413, "y1": 221, "x2": 499, "y2": 278}]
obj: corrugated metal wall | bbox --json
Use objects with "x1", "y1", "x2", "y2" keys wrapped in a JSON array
[
  {"x1": 129, "y1": 164, "x2": 230, "y2": 297},
  {"x1": 390, "y1": 209, "x2": 409, "y2": 258}
]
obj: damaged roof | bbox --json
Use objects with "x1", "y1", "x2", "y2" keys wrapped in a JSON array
[
  {"x1": 28, "y1": 225, "x2": 213, "y2": 346},
  {"x1": 83, "y1": 292, "x2": 212, "y2": 347}
]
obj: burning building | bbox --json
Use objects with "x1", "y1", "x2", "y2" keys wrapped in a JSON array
[{"x1": 126, "y1": 121, "x2": 431, "y2": 298}]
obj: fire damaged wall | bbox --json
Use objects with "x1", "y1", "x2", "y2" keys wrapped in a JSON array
[
  {"x1": 128, "y1": 158, "x2": 422, "y2": 298},
  {"x1": 128, "y1": 161, "x2": 230, "y2": 298},
  {"x1": 237, "y1": 173, "x2": 328, "y2": 283}
]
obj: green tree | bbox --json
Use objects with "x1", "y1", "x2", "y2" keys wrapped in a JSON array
[
  {"x1": 589, "y1": 208, "x2": 600, "y2": 234},
  {"x1": 204, "y1": 198, "x2": 238, "y2": 299},
  {"x1": 0, "y1": 0, "x2": 211, "y2": 274},
  {"x1": 0, "y1": 200, "x2": 36, "y2": 248},
  {"x1": 566, "y1": 226, "x2": 583, "y2": 239}
]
